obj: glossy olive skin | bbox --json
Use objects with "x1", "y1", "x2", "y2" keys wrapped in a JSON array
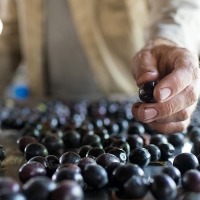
[
  {"x1": 77, "y1": 157, "x2": 96, "y2": 172},
  {"x1": 49, "y1": 180, "x2": 84, "y2": 200},
  {"x1": 24, "y1": 143, "x2": 48, "y2": 161},
  {"x1": 173, "y1": 152, "x2": 199, "y2": 175},
  {"x1": 124, "y1": 175, "x2": 149, "y2": 199},
  {"x1": 126, "y1": 135, "x2": 144, "y2": 150},
  {"x1": 22, "y1": 176, "x2": 57, "y2": 200},
  {"x1": 59, "y1": 151, "x2": 81, "y2": 165},
  {"x1": 144, "y1": 144, "x2": 161, "y2": 161},
  {"x1": 139, "y1": 81, "x2": 157, "y2": 103},
  {"x1": 108, "y1": 148, "x2": 127, "y2": 164},
  {"x1": 150, "y1": 174, "x2": 177, "y2": 200},
  {"x1": 111, "y1": 163, "x2": 144, "y2": 190},
  {"x1": 105, "y1": 162, "x2": 124, "y2": 183},
  {"x1": 86, "y1": 147, "x2": 105, "y2": 159},
  {"x1": 161, "y1": 166, "x2": 181, "y2": 185},
  {"x1": 167, "y1": 133, "x2": 184, "y2": 147},
  {"x1": 182, "y1": 169, "x2": 200, "y2": 192},
  {"x1": 52, "y1": 168, "x2": 84, "y2": 187},
  {"x1": 150, "y1": 134, "x2": 168, "y2": 146},
  {"x1": 96, "y1": 153, "x2": 120, "y2": 168},
  {"x1": 129, "y1": 148, "x2": 151, "y2": 168},
  {"x1": 83, "y1": 164, "x2": 108, "y2": 189},
  {"x1": 17, "y1": 136, "x2": 38, "y2": 152},
  {"x1": 159, "y1": 143, "x2": 175, "y2": 161},
  {"x1": 127, "y1": 122, "x2": 145, "y2": 136},
  {"x1": 0, "y1": 177, "x2": 21, "y2": 193},
  {"x1": 62, "y1": 130, "x2": 81, "y2": 148},
  {"x1": 19, "y1": 161, "x2": 47, "y2": 183}
]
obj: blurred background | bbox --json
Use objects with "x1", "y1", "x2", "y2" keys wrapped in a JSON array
[{"x1": 0, "y1": 0, "x2": 149, "y2": 101}]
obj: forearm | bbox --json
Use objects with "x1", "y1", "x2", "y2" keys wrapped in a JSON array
[{"x1": 146, "y1": 0, "x2": 200, "y2": 56}]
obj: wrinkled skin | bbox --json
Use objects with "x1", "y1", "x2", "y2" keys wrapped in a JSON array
[{"x1": 131, "y1": 39, "x2": 200, "y2": 134}]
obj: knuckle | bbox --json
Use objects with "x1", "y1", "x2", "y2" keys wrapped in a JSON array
[
  {"x1": 186, "y1": 84, "x2": 198, "y2": 103},
  {"x1": 180, "y1": 109, "x2": 190, "y2": 121},
  {"x1": 164, "y1": 102, "x2": 174, "y2": 117}
]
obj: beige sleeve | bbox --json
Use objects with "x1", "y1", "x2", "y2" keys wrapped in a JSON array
[
  {"x1": 0, "y1": 0, "x2": 21, "y2": 95},
  {"x1": 146, "y1": 0, "x2": 200, "y2": 55}
]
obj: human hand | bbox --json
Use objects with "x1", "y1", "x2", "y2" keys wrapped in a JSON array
[{"x1": 131, "y1": 39, "x2": 200, "y2": 134}]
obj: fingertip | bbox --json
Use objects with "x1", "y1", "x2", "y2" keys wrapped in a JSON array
[
  {"x1": 137, "y1": 71, "x2": 159, "y2": 87},
  {"x1": 154, "y1": 87, "x2": 172, "y2": 102}
]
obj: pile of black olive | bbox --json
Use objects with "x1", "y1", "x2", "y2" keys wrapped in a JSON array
[{"x1": 0, "y1": 97, "x2": 200, "y2": 200}]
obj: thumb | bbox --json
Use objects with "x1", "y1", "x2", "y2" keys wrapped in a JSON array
[{"x1": 131, "y1": 48, "x2": 160, "y2": 87}]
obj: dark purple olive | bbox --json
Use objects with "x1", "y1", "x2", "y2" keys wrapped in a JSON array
[
  {"x1": 108, "y1": 148, "x2": 127, "y2": 164},
  {"x1": 0, "y1": 191, "x2": 27, "y2": 200},
  {"x1": 22, "y1": 176, "x2": 57, "y2": 200},
  {"x1": 94, "y1": 128, "x2": 109, "y2": 144},
  {"x1": 49, "y1": 180, "x2": 84, "y2": 200},
  {"x1": 116, "y1": 118, "x2": 129, "y2": 131},
  {"x1": 129, "y1": 147, "x2": 151, "y2": 168},
  {"x1": 24, "y1": 143, "x2": 48, "y2": 161},
  {"x1": 56, "y1": 163, "x2": 81, "y2": 174},
  {"x1": 83, "y1": 164, "x2": 108, "y2": 188},
  {"x1": 124, "y1": 175, "x2": 149, "y2": 199},
  {"x1": 52, "y1": 168, "x2": 84, "y2": 187},
  {"x1": 111, "y1": 163, "x2": 144, "y2": 190},
  {"x1": 188, "y1": 127, "x2": 200, "y2": 143},
  {"x1": 89, "y1": 141, "x2": 103, "y2": 149},
  {"x1": 86, "y1": 147, "x2": 105, "y2": 159},
  {"x1": 77, "y1": 157, "x2": 97, "y2": 171},
  {"x1": 105, "y1": 162, "x2": 124, "y2": 183},
  {"x1": 173, "y1": 152, "x2": 199, "y2": 175},
  {"x1": 28, "y1": 156, "x2": 48, "y2": 168},
  {"x1": 150, "y1": 174, "x2": 177, "y2": 200},
  {"x1": 45, "y1": 155, "x2": 60, "y2": 177},
  {"x1": 104, "y1": 120, "x2": 120, "y2": 135},
  {"x1": 127, "y1": 122, "x2": 145, "y2": 136},
  {"x1": 193, "y1": 140, "x2": 200, "y2": 155},
  {"x1": 0, "y1": 177, "x2": 21, "y2": 193},
  {"x1": 0, "y1": 145, "x2": 6, "y2": 161},
  {"x1": 77, "y1": 145, "x2": 92, "y2": 158},
  {"x1": 46, "y1": 155, "x2": 59, "y2": 165},
  {"x1": 81, "y1": 134, "x2": 101, "y2": 146},
  {"x1": 161, "y1": 166, "x2": 181, "y2": 185},
  {"x1": 144, "y1": 144, "x2": 161, "y2": 161},
  {"x1": 167, "y1": 133, "x2": 184, "y2": 147},
  {"x1": 103, "y1": 137, "x2": 117, "y2": 148},
  {"x1": 139, "y1": 81, "x2": 157, "y2": 103},
  {"x1": 96, "y1": 153, "x2": 120, "y2": 168},
  {"x1": 159, "y1": 143, "x2": 175, "y2": 161},
  {"x1": 59, "y1": 151, "x2": 81, "y2": 165},
  {"x1": 17, "y1": 136, "x2": 38, "y2": 152},
  {"x1": 19, "y1": 161, "x2": 47, "y2": 183},
  {"x1": 182, "y1": 169, "x2": 200, "y2": 192},
  {"x1": 41, "y1": 134, "x2": 64, "y2": 154},
  {"x1": 22, "y1": 127, "x2": 41, "y2": 139},
  {"x1": 110, "y1": 139, "x2": 130, "y2": 156},
  {"x1": 150, "y1": 134, "x2": 168, "y2": 146},
  {"x1": 62, "y1": 130, "x2": 81, "y2": 148},
  {"x1": 104, "y1": 146, "x2": 116, "y2": 153},
  {"x1": 126, "y1": 134, "x2": 144, "y2": 150}
]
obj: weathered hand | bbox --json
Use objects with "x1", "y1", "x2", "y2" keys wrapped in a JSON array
[{"x1": 131, "y1": 39, "x2": 200, "y2": 134}]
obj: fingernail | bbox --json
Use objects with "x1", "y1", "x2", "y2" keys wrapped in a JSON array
[
  {"x1": 160, "y1": 88, "x2": 171, "y2": 101},
  {"x1": 144, "y1": 108, "x2": 157, "y2": 120}
]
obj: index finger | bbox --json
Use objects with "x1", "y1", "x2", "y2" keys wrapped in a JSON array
[
  {"x1": 131, "y1": 49, "x2": 159, "y2": 87},
  {"x1": 154, "y1": 49, "x2": 200, "y2": 102}
]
